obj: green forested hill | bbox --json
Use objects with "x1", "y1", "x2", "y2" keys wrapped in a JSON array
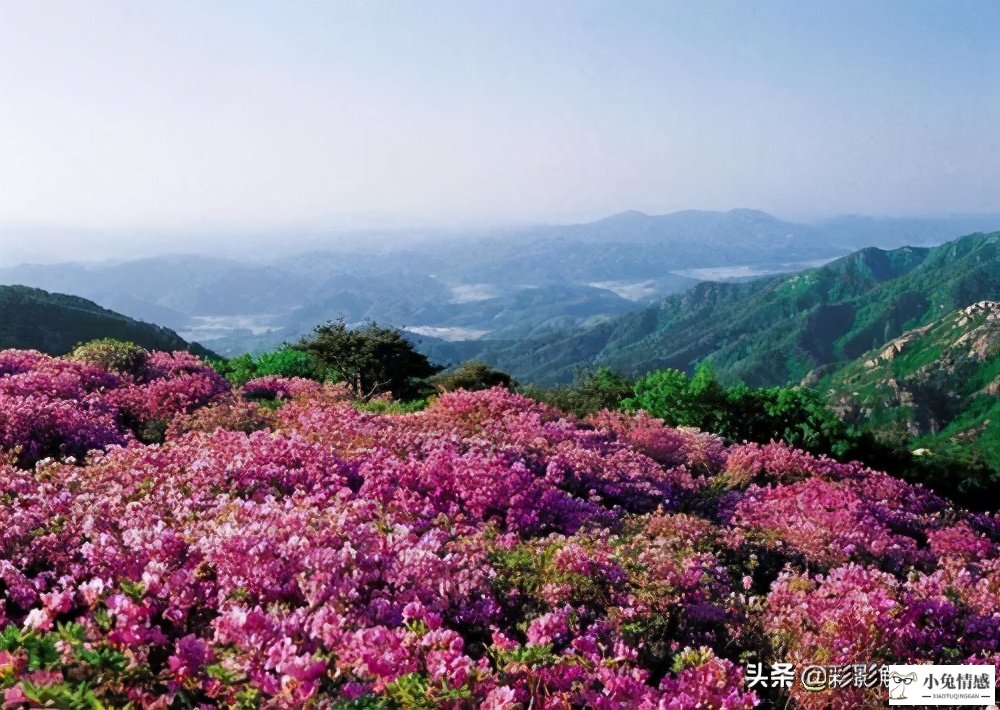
[
  {"x1": 422, "y1": 232, "x2": 1000, "y2": 385},
  {"x1": 823, "y1": 300, "x2": 1000, "y2": 472},
  {"x1": 0, "y1": 285, "x2": 215, "y2": 357}
]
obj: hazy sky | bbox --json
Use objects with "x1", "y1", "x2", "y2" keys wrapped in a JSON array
[{"x1": 2, "y1": 0, "x2": 999, "y2": 242}]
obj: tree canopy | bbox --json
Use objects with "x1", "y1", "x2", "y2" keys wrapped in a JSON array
[{"x1": 295, "y1": 320, "x2": 440, "y2": 400}]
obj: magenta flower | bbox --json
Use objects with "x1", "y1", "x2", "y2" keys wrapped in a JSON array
[{"x1": 1, "y1": 352, "x2": 998, "y2": 706}]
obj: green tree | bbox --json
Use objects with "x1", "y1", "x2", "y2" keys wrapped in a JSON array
[
  {"x1": 295, "y1": 320, "x2": 440, "y2": 400},
  {"x1": 255, "y1": 346, "x2": 317, "y2": 379},
  {"x1": 625, "y1": 363, "x2": 854, "y2": 455},
  {"x1": 624, "y1": 368, "x2": 704, "y2": 427},
  {"x1": 522, "y1": 367, "x2": 633, "y2": 417},
  {"x1": 212, "y1": 353, "x2": 258, "y2": 386},
  {"x1": 722, "y1": 385, "x2": 849, "y2": 454},
  {"x1": 211, "y1": 346, "x2": 320, "y2": 387},
  {"x1": 624, "y1": 362, "x2": 1000, "y2": 510}
]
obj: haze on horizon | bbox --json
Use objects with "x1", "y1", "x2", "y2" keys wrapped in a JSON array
[{"x1": 1, "y1": 0, "x2": 999, "y2": 262}]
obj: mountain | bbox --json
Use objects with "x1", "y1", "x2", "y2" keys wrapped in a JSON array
[
  {"x1": 3, "y1": 211, "x2": 997, "y2": 358},
  {"x1": 431, "y1": 209, "x2": 838, "y2": 284},
  {"x1": 0, "y1": 256, "x2": 309, "y2": 324},
  {"x1": 421, "y1": 232, "x2": 1000, "y2": 385},
  {"x1": 0, "y1": 255, "x2": 463, "y2": 354},
  {"x1": 823, "y1": 300, "x2": 1000, "y2": 471},
  {"x1": 0, "y1": 285, "x2": 215, "y2": 357}
]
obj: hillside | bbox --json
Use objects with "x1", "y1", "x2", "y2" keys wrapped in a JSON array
[
  {"x1": 0, "y1": 284, "x2": 215, "y2": 357},
  {"x1": 824, "y1": 300, "x2": 1000, "y2": 471},
  {"x1": 425, "y1": 232, "x2": 1000, "y2": 385}
]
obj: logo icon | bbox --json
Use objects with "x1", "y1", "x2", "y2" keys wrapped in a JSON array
[
  {"x1": 888, "y1": 664, "x2": 995, "y2": 705},
  {"x1": 888, "y1": 671, "x2": 916, "y2": 700}
]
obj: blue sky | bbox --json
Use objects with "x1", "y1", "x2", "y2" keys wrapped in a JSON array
[{"x1": 1, "y1": 0, "x2": 998, "y2": 240}]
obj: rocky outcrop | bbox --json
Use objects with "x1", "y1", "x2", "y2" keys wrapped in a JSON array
[{"x1": 827, "y1": 301, "x2": 1000, "y2": 438}]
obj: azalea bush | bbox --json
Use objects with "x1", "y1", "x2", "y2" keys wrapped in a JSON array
[
  {"x1": 0, "y1": 349, "x2": 998, "y2": 707},
  {"x1": 241, "y1": 375, "x2": 323, "y2": 402},
  {"x1": 0, "y1": 349, "x2": 230, "y2": 464}
]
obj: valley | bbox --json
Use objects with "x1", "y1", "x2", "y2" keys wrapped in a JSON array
[{"x1": 4, "y1": 210, "x2": 998, "y2": 359}]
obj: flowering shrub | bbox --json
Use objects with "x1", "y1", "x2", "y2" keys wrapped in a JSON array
[
  {"x1": 0, "y1": 394, "x2": 127, "y2": 467},
  {"x1": 165, "y1": 396, "x2": 276, "y2": 438},
  {"x1": 241, "y1": 375, "x2": 323, "y2": 401},
  {"x1": 0, "y1": 351, "x2": 126, "y2": 466},
  {"x1": 0, "y1": 349, "x2": 227, "y2": 464},
  {"x1": 0, "y1": 350, "x2": 998, "y2": 706},
  {"x1": 588, "y1": 409, "x2": 727, "y2": 474},
  {"x1": 729, "y1": 477, "x2": 929, "y2": 571},
  {"x1": 109, "y1": 351, "x2": 231, "y2": 428}
]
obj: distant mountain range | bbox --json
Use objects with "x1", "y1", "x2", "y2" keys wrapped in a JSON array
[
  {"x1": 421, "y1": 232, "x2": 1000, "y2": 385},
  {"x1": 4, "y1": 215, "x2": 996, "y2": 480},
  {"x1": 0, "y1": 285, "x2": 214, "y2": 357},
  {"x1": 3, "y1": 209, "x2": 998, "y2": 357}
]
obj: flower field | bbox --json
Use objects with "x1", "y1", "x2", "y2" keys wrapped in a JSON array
[{"x1": 1, "y1": 349, "x2": 998, "y2": 708}]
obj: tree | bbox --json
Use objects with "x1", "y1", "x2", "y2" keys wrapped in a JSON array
[
  {"x1": 255, "y1": 346, "x2": 317, "y2": 380},
  {"x1": 624, "y1": 367, "x2": 708, "y2": 427},
  {"x1": 295, "y1": 320, "x2": 440, "y2": 400},
  {"x1": 210, "y1": 353, "x2": 257, "y2": 386},
  {"x1": 210, "y1": 346, "x2": 318, "y2": 387},
  {"x1": 722, "y1": 384, "x2": 849, "y2": 453},
  {"x1": 522, "y1": 367, "x2": 633, "y2": 417},
  {"x1": 625, "y1": 363, "x2": 853, "y2": 454}
]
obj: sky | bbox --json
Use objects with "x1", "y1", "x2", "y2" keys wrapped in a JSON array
[{"x1": 1, "y1": 0, "x2": 999, "y2": 259}]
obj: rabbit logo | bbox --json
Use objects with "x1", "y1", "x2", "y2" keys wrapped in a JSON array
[{"x1": 888, "y1": 671, "x2": 917, "y2": 700}]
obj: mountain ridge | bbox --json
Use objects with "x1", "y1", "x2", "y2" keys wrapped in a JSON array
[
  {"x1": 0, "y1": 284, "x2": 216, "y2": 358},
  {"x1": 418, "y1": 232, "x2": 1000, "y2": 385},
  {"x1": 3, "y1": 211, "x2": 999, "y2": 358}
]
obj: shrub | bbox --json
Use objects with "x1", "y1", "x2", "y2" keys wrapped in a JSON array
[
  {"x1": 521, "y1": 366, "x2": 633, "y2": 417},
  {"x1": 210, "y1": 353, "x2": 258, "y2": 387},
  {"x1": 429, "y1": 360, "x2": 513, "y2": 393},
  {"x1": 167, "y1": 396, "x2": 276, "y2": 438},
  {"x1": 211, "y1": 347, "x2": 320, "y2": 388},
  {"x1": 241, "y1": 375, "x2": 324, "y2": 402},
  {"x1": 352, "y1": 396, "x2": 429, "y2": 414},
  {"x1": 255, "y1": 346, "x2": 318, "y2": 380},
  {"x1": 623, "y1": 363, "x2": 1000, "y2": 508},
  {"x1": 625, "y1": 363, "x2": 853, "y2": 455},
  {"x1": 68, "y1": 339, "x2": 149, "y2": 377}
]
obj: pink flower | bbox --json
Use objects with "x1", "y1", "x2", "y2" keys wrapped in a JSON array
[
  {"x1": 1, "y1": 353, "x2": 998, "y2": 707},
  {"x1": 526, "y1": 608, "x2": 571, "y2": 646},
  {"x1": 483, "y1": 685, "x2": 519, "y2": 708}
]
